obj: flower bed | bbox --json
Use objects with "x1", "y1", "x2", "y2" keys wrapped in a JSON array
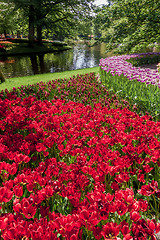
[
  {"x1": 0, "y1": 73, "x2": 160, "y2": 239},
  {"x1": 0, "y1": 73, "x2": 130, "y2": 110},
  {"x1": 99, "y1": 52, "x2": 160, "y2": 120},
  {"x1": 0, "y1": 41, "x2": 13, "y2": 54},
  {"x1": 99, "y1": 52, "x2": 160, "y2": 87}
]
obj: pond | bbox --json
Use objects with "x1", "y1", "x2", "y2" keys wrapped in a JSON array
[{"x1": 0, "y1": 43, "x2": 108, "y2": 78}]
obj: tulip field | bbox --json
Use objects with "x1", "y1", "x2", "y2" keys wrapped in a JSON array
[
  {"x1": 0, "y1": 57, "x2": 160, "y2": 239},
  {"x1": 99, "y1": 52, "x2": 160, "y2": 120}
]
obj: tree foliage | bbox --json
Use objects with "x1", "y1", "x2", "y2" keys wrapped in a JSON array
[
  {"x1": 0, "y1": 1, "x2": 16, "y2": 36},
  {"x1": 94, "y1": 0, "x2": 160, "y2": 53},
  {"x1": 5, "y1": 0, "x2": 94, "y2": 46}
]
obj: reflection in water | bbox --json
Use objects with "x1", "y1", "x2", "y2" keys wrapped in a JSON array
[
  {"x1": 39, "y1": 55, "x2": 46, "y2": 74},
  {"x1": 30, "y1": 55, "x2": 39, "y2": 75},
  {"x1": 0, "y1": 43, "x2": 108, "y2": 78}
]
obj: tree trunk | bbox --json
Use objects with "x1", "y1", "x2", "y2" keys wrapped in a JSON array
[
  {"x1": 17, "y1": 31, "x2": 21, "y2": 38},
  {"x1": 30, "y1": 55, "x2": 39, "y2": 74},
  {"x1": 4, "y1": 30, "x2": 7, "y2": 38},
  {"x1": 38, "y1": 54, "x2": 45, "y2": 73},
  {"x1": 28, "y1": 5, "x2": 35, "y2": 47},
  {"x1": 37, "y1": 24, "x2": 43, "y2": 45}
]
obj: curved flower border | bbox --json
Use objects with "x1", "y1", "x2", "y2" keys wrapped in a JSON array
[{"x1": 99, "y1": 52, "x2": 160, "y2": 87}]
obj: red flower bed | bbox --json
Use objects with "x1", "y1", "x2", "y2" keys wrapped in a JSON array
[{"x1": 0, "y1": 74, "x2": 160, "y2": 239}]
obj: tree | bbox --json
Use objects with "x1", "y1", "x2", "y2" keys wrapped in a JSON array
[
  {"x1": 94, "y1": 0, "x2": 160, "y2": 53},
  {"x1": 0, "y1": 1, "x2": 15, "y2": 36},
  {"x1": 7, "y1": 0, "x2": 38, "y2": 47},
  {"x1": 93, "y1": 4, "x2": 111, "y2": 40},
  {"x1": 35, "y1": 0, "x2": 95, "y2": 44},
  {"x1": 8, "y1": 0, "x2": 94, "y2": 46}
]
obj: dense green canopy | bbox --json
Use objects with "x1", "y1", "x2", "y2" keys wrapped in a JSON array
[
  {"x1": 94, "y1": 0, "x2": 160, "y2": 53},
  {"x1": 1, "y1": 0, "x2": 159, "y2": 53},
  {"x1": 1, "y1": 0, "x2": 94, "y2": 45}
]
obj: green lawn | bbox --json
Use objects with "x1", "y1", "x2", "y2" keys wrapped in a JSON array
[{"x1": 0, "y1": 67, "x2": 100, "y2": 91}]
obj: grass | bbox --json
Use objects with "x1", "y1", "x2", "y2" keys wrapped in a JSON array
[{"x1": 0, "y1": 67, "x2": 99, "y2": 91}]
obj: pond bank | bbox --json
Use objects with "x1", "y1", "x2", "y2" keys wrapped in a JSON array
[{"x1": 0, "y1": 44, "x2": 71, "y2": 57}]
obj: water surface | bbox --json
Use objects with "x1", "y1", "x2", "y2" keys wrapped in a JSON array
[{"x1": 0, "y1": 43, "x2": 108, "y2": 78}]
